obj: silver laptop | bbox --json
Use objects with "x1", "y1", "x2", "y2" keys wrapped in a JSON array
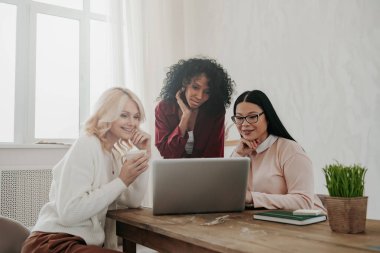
[{"x1": 152, "y1": 157, "x2": 250, "y2": 215}]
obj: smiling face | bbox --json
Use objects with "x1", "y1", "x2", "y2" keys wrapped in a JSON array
[
  {"x1": 107, "y1": 99, "x2": 141, "y2": 144},
  {"x1": 235, "y1": 102, "x2": 268, "y2": 143},
  {"x1": 184, "y1": 73, "x2": 210, "y2": 109}
]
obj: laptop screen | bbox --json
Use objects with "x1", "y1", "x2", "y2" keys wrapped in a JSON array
[{"x1": 152, "y1": 157, "x2": 250, "y2": 215}]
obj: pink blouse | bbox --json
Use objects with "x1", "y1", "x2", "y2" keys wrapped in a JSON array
[{"x1": 232, "y1": 135, "x2": 325, "y2": 211}]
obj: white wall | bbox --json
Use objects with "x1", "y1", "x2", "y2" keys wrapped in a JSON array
[{"x1": 139, "y1": 0, "x2": 380, "y2": 219}]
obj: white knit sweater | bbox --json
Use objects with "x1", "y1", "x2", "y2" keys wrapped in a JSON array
[{"x1": 32, "y1": 134, "x2": 149, "y2": 246}]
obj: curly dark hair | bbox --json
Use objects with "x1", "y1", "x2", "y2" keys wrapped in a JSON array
[{"x1": 158, "y1": 57, "x2": 235, "y2": 114}]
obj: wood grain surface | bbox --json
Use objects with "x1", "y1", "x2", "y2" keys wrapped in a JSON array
[{"x1": 107, "y1": 208, "x2": 380, "y2": 253}]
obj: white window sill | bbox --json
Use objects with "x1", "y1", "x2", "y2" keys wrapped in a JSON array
[{"x1": 0, "y1": 143, "x2": 71, "y2": 149}]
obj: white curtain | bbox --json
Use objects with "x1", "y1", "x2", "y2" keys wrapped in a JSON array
[
  {"x1": 107, "y1": 0, "x2": 187, "y2": 129},
  {"x1": 106, "y1": 0, "x2": 188, "y2": 207}
]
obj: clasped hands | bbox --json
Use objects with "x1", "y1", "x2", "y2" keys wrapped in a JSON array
[{"x1": 119, "y1": 129, "x2": 151, "y2": 187}]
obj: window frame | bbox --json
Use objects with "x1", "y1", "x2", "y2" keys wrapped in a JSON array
[{"x1": 1, "y1": 0, "x2": 108, "y2": 145}]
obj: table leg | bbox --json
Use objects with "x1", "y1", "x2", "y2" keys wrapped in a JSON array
[{"x1": 123, "y1": 238, "x2": 136, "y2": 253}]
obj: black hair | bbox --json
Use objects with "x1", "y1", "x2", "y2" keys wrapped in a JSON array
[
  {"x1": 233, "y1": 90, "x2": 296, "y2": 141},
  {"x1": 158, "y1": 57, "x2": 235, "y2": 114}
]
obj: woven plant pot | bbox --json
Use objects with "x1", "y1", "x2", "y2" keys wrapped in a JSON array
[{"x1": 325, "y1": 196, "x2": 367, "y2": 234}]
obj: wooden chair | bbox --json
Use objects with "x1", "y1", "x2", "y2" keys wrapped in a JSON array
[{"x1": 0, "y1": 216, "x2": 30, "y2": 253}]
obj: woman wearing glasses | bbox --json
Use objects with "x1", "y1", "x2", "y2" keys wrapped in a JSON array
[
  {"x1": 155, "y1": 57, "x2": 235, "y2": 158},
  {"x1": 231, "y1": 90, "x2": 325, "y2": 211}
]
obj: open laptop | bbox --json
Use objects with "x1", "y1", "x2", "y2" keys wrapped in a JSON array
[{"x1": 152, "y1": 157, "x2": 250, "y2": 215}]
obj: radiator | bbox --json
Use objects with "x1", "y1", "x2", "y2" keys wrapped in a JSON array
[{"x1": 0, "y1": 166, "x2": 52, "y2": 228}]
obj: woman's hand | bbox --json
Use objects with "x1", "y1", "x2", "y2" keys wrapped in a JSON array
[
  {"x1": 176, "y1": 88, "x2": 197, "y2": 136},
  {"x1": 235, "y1": 138, "x2": 260, "y2": 156},
  {"x1": 175, "y1": 88, "x2": 192, "y2": 119},
  {"x1": 130, "y1": 129, "x2": 151, "y2": 155},
  {"x1": 119, "y1": 152, "x2": 149, "y2": 186}
]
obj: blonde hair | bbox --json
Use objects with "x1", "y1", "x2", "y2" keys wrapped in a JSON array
[{"x1": 84, "y1": 87, "x2": 145, "y2": 149}]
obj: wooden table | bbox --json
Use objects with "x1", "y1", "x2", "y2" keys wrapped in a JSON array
[{"x1": 107, "y1": 208, "x2": 380, "y2": 253}]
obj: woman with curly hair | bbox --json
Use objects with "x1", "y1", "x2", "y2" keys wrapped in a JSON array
[{"x1": 155, "y1": 57, "x2": 235, "y2": 158}]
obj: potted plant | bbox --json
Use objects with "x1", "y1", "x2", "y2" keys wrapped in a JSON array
[{"x1": 323, "y1": 162, "x2": 368, "y2": 233}]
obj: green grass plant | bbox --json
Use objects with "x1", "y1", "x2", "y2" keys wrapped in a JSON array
[{"x1": 323, "y1": 162, "x2": 367, "y2": 197}]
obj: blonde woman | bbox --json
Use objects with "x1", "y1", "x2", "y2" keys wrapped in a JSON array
[{"x1": 22, "y1": 87, "x2": 150, "y2": 253}]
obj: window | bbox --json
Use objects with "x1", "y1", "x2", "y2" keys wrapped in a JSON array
[
  {"x1": 90, "y1": 20, "x2": 111, "y2": 113},
  {"x1": 35, "y1": 14, "x2": 80, "y2": 139},
  {"x1": 0, "y1": 3, "x2": 17, "y2": 142},
  {"x1": 0, "y1": 0, "x2": 117, "y2": 144},
  {"x1": 33, "y1": 0, "x2": 82, "y2": 10}
]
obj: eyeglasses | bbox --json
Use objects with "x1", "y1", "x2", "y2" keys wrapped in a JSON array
[{"x1": 231, "y1": 112, "x2": 264, "y2": 125}]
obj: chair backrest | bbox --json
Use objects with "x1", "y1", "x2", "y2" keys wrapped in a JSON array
[{"x1": 0, "y1": 216, "x2": 30, "y2": 253}]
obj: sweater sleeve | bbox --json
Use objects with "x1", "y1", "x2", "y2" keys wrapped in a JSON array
[
  {"x1": 155, "y1": 102, "x2": 188, "y2": 158},
  {"x1": 117, "y1": 168, "x2": 149, "y2": 208},
  {"x1": 252, "y1": 152, "x2": 315, "y2": 210},
  {"x1": 55, "y1": 137, "x2": 127, "y2": 225}
]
